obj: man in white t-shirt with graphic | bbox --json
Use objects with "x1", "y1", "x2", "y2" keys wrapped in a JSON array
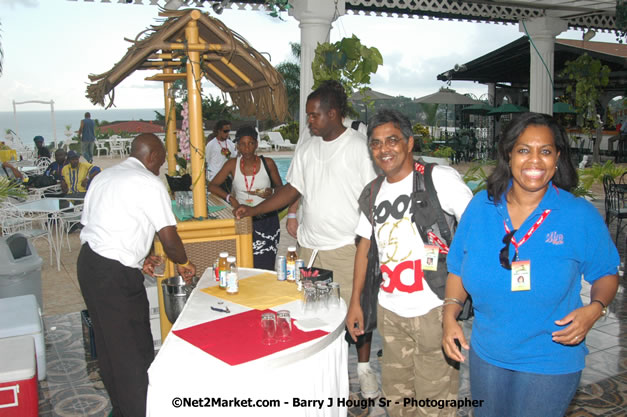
[
  {"x1": 346, "y1": 109, "x2": 472, "y2": 417},
  {"x1": 235, "y1": 80, "x2": 379, "y2": 398}
]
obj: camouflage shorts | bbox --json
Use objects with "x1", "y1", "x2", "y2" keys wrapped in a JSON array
[{"x1": 377, "y1": 304, "x2": 459, "y2": 417}]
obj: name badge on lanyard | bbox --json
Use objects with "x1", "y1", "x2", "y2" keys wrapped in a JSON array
[
  {"x1": 423, "y1": 245, "x2": 439, "y2": 271},
  {"x1": 504, "y1": 209, "x2": 551, "y2": 292}
]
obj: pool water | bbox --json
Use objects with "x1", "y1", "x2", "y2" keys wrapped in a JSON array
[{"x1": 271, "y1": 156, "x2": 292, "y2": 185}]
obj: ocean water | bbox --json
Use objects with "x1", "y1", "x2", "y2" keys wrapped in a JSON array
[{"x1": 0, "y1": 108, "x2": 163, "y2": 149}]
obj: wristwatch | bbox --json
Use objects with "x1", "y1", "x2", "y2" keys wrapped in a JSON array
[{"x1": 591, "y1": 299, "x2": 608, "y2": 317}]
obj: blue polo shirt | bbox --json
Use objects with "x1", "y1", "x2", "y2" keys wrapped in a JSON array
[{"x1": 447, "y1": 183, "x2": 619, "y2": 374}]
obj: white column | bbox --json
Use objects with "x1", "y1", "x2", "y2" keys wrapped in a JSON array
[
  {"x1": 289, "y1": 0, "x2": 344, "y2": 136},
  {"x1": 519, "y1": 17, "x2": 567, "y2": 115}
]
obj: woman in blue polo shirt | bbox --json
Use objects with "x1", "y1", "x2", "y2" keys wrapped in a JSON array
[{"x1": 441, "y1": 113, "x2": 619, "y2": 417}]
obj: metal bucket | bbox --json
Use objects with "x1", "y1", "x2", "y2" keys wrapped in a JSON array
[{"x1": 161, "y1": 275, "x2": 198, "y2": 324}]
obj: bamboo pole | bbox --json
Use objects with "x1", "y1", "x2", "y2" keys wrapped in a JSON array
[
  {"x1": 185, "y1": 10, "x2": 207, "y2": 218},
  {"x1": 163, "y1": 67, "x2": 178, "y2": 176}
]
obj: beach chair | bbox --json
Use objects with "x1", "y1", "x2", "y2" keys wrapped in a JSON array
[
  {"x1": 95, "y1": 140, "x2": 109, "y2": 156},
  {"x1": 257, "y1": 139, "x2": 272, "y2": 151},
  {"x1": 266, "y1": 132, "x2": 295, "y2": 151},
  {"x1": 109, "y1": 135, "x2": 126, "y2": 158}
]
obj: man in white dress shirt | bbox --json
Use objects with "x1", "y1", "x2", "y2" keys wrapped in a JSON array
[
  {"x1": 205, "y1": 120, "x2": 235, "y2": 181},
  {"x1": 78, "y1": 133, "x2": 196, "y2": 417}
]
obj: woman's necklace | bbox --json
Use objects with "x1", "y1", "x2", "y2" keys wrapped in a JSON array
[{"x1": 241, "y1": 156, "x2": 257, "y2": 205}]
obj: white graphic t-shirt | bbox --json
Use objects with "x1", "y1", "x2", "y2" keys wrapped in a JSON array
[{"x1": 355, "y1": 166, "x2": 472, "y2": 318}]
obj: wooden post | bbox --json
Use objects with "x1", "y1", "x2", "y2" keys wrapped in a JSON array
[
  {"x1": 163, "y1": 67, "x2": 178, "y2": 176},
  {"x1": 185, "y1": 10, "x2": 208, "y2": 218}
]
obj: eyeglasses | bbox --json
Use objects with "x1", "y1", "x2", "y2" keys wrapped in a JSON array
[
  {"x1": 368, "y1": 136, "x2": 403, "y2": 150},
  {"x1": 499, "y1": 229, "x2": 517, "y2": 270},
  {"x1": 222, "y1": 129, "x2": 230, "y2": 133}
]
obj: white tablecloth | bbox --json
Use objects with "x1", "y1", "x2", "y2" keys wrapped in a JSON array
[{"x1": 146, "y1": 268, "x2": 349, "y2": 417}]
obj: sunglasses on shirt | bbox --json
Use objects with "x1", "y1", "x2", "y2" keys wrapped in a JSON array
[{"x1": 499, "y1": 229, "x2": 517, "y2": 270}]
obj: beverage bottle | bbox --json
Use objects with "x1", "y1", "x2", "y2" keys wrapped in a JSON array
[
  {"x1": 226, "y1": 256, "x2": 239, "y2": 294},
  {"x1": 218, "y1": 252, "x2": 229, "y2": 289},
  {"x1": 286, "y1": 246, "x2": 297, "y2": 282}
]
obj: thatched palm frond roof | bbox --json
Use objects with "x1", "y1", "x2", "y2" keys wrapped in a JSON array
[{"x1": 86, "y1": 8, "x2": 287, "y2": 121}]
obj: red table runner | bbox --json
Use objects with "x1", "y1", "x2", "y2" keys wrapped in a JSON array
[{"x1": 172, "y1": 309, "x2": 328, "y2": 366}]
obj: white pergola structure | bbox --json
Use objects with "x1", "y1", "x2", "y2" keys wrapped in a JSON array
[{"x1": 70, "y1": 0, "x2": 623, "y2": 122}]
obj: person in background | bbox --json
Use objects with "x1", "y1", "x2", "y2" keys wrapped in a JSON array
[
  {"x1": 78, "y1": 133, "x2": 196, "y2": 417},
  {"x1": 1, "y1": 161, "x2": 24, "y2": 182},
  {"x1": 78, "y1": 112, "x2": 96, "y2": 163},
  {"x1": 347, "y1": 109, "x2": 471, "y2": 417},
  {"x1": 44, "y1": 149, "x2": 68, "y2": 181},
  {"x1": 235, "y1": 80, "x2": 380, "y2": 399},
  {"x1": 209, "y1": 126, "x2": 283, "y2": 270},
  {"x1": 442, "y1": 113, "x2": 619, "y2": 417},
  {"x1": 33, "y1": 136, "x2": 51, "y2": 159},
  {"x1": 61, "y1": 150, "x2": 100, "y2": 196},
  {"x1": 205, "y1": 120, "x2": 235, "y2": 182}
]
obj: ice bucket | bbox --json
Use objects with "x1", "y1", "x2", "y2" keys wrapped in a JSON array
[{"x1": 160, "y1": 275, "x2": 198, "y2": 324}]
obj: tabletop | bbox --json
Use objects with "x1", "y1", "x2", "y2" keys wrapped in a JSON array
[{"x1": 146, "y1": 268, "x2": 349, "y2": 417}]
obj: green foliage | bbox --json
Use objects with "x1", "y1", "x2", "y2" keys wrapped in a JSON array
[
  {"x1": 616, "y1": 0, "x2": 627, "y2": 43},
  {"x1": 0, "y1": 177, "x2": 26, "y2": 202},
  {"x1": 312, "y1": 35, "x2": 383, "y2": 98},
  {"x1": 277, "y1": 121, "x2": 299, "y2": 144},
  {"x1": 412, "y1": 123, "x2": 430, "y2": 138},
  {"x1": 462, "y1": 161, "x2": 496, "y2": 195},
  {"x1": 560, "y1": 54, "x2": 610, "y2": 132},
  {"x1": 276, "y1": 42, "x2": 301, "y2": 121},
  {"x1": 155, "y1": 94, "x2": 237, "y2": 124},
  {"x1": 579, "y1": 161, "x2": 627, "y2": 189},
  {"x1": 433, "y1": 146, "x2": 455, "y2": 159},
  {"x1": 264, "y1": 0, "x2": 292, "y2": 19}
]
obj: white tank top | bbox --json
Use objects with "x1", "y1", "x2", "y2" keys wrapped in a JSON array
[{"x1": 233, "y1": 155, "x2": 272, "y2": 207}]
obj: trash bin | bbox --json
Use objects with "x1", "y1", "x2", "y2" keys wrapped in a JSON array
[{"x1": 0, "y1": 234, "x2": 43, "y2": 309}]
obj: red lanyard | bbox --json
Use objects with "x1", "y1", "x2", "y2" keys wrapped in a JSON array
[
  {"x1": 427, "y1": 232, "x2": 449, "y2": 254},
  {"x1": 504, "y1": 209, "x2": 551, "y2": 253},
  {"x1": 241, "y1": 157, "x2": 257, "y2": 193}
]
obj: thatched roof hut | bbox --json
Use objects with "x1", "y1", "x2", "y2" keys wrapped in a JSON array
[{"x1": 86, "y1": 8, "x2": 288, "y2": 121}]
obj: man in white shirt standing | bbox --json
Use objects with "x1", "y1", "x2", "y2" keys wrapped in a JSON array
[
  {"x1": 205, "y1": 120, "x2": 235, "y2": 182},
  {"x1": 78, "y1": 133, "x2": 196, "y2": 417},
  {"x1": 346, "y1": 109, "x2": 472, "y2": 417},
  {"x1": 235, "y1": 80, "x2": 379, "y2": 399}
]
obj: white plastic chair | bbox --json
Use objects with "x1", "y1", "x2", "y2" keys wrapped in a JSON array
[
  {"x1": 266, "y1": 132, "x2": 295, "y2": 151},
  {"x1": 35, "y1": 157, "x2": 52, "y2": 175},
  {"x1": 0, "y1": 202, "x2": 53, "y2": 264},
  {"x1": 109, "y1": 135, "x2": 126, "y2": 158},
  {"x1": 257, "y1": 140, "x2": 272, "y2": 151},
  {"x1": 95, "y1": 140, "x2": 109, "y2": 157},
  {"x1": 59, "y1": 204, "x2": 83, "y2": 252}
]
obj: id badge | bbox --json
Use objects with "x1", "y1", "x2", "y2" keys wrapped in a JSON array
[
  {"x1": 245, "y1": 198, "x2": 254, "y2": 205},
  {"x1": 423, "y1": 245, "x2": 439, "y2": 271},
  {"x1": 511, "y1": 260, "x2": 531, "y2": 291}
]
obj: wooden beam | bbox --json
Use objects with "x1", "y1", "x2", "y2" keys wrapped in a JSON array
[{"x1": 145, "y1": 73, "x2": 186, "y2": 81}]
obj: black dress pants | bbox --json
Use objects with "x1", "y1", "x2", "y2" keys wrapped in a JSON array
[{"x1": 77, "y1": 243, "x2": 154, "y2": 417}]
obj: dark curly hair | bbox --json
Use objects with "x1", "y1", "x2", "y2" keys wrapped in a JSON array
[
  {"x1": 487, "y1": 112, "x2": 578, "y2": 203},
  {"x1": 307, "y1": 80, "x2": 348, "y2": 118}
]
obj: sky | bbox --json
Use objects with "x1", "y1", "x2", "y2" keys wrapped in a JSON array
[{"x1": 0, "y1": 0, "x2": 621, "y2": 112}]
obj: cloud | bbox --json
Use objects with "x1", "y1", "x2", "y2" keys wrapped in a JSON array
[{"x1": 1, "y1": 0, "x2": 38, "y2": 8}]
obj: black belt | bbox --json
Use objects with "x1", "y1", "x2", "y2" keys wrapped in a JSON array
[{"x1": 253, "y1": 210, "x2": 278, "y2": 221}]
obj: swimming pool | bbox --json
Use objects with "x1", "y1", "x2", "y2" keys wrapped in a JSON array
[{"x1": 271, "y1": 156, "x2": 293, "y2": 185}]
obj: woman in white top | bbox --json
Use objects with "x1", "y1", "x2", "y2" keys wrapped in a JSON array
[{"x1": 208, "y1": 126, "x2": 283, "y2": 270}]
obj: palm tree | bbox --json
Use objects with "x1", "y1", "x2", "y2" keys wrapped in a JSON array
[
  {"x1": 276, "y1": 42, "x2": 300, "y2": 120},
  {"x1": 419, "y1": 103, "x2": 440, "y2": 137}
]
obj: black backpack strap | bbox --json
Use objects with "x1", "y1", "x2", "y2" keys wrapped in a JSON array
[
  {"x1": 351, "y1": 120, "x2": 363, "y2": 131},
  {"x1": 423, "y1": 163, "x2": 453, "y2": 245},
  {"x1": 259, "y1": 155, "x2": 275, "y2": 189}
]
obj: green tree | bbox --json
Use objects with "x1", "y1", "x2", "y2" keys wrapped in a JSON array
[
  {"x1": 419, "y1": 103, "x2": 440, "y2": 137},
  {"x1": 312, "y1": 35, "x2": 383, "y2": 102},
  {"x1": 560, "y1": 54, "x2": 610, "y2": 163},
  {"x1": 155, "y1": 93, "x2": 237, "y2": 123},
  {"x1": 276, "y1": 42, "x2": 300, "y2": 121}
]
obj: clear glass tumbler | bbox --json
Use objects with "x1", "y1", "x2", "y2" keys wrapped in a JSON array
[
  {"x1": 260, "y1": 312, "x2": 277, "y2": 345},
  {"x1": 276, "y1": 310, "x2": 292, "y2": 342}
]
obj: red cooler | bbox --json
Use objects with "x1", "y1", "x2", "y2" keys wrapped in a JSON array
[{"x1": 0, "y1": 336, "x2": 38, "y2": 416}]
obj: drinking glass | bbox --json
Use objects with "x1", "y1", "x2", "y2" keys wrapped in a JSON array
[
  {"x1": 303, "y1": 286, "x2": 317, "y2": 315},
  {"x1": 315, "y1": 282, "x2": 329, "y2": 311},
  {"x1": 260, "y1": 312, "x2": 277, "y2": 345},
  {"x1": 276, "y1": 310, "x2": 292, "y2": 342},
  {"x1": 328, "y1": 282, "x2": 341, "y2": 309},
  {"x1": 153, "y1": 255, "x2": 165, "y2": 277}
]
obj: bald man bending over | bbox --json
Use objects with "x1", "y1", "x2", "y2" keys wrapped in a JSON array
[{"x1": 78, "y1": 133, "x2": 196, "y2": 417}]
